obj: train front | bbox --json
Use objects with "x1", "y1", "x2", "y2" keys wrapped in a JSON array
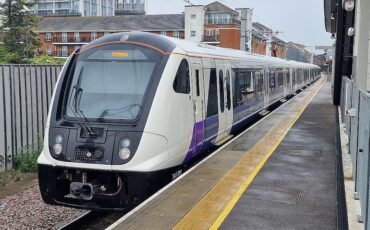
[{"x1": 37, "y1": 33, "x2": 175, "y2": 210}]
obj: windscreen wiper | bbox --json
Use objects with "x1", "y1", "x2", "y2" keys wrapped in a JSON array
[{"x1": 68, "y1": 67, "x2": 95, "y2": 136}]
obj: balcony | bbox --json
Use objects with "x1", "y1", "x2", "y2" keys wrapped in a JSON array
[
  {"x1": 203, "y1": 34, "x2": 220, "y2": 42},
  {"x1": 115, "y1": 3, "x2": 145, "y2": 15},
  {"x1": 36, "y1": 10, "x2": 81, "y2": 17},
  {"x1": 52, "y1": 51, "x2": 69, "y2": 57},
  {"x1": 51, "y1": 37, "x2": 92, "y2": 44},
  {"x1": 205, "y1": 18, "x2": 240, "y2": 25}
]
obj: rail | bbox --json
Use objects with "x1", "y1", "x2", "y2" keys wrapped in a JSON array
[{"x1": 340, "y1": 76, "x2": 370, "y2": 229}]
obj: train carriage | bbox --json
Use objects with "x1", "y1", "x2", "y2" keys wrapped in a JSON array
[{"x1": 38, "y1": 32, "x2": 320, "y2": 210}]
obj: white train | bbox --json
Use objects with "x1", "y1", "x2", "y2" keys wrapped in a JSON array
[{"x1": 37, "y1": 32, "x2": 321, "y2": 210}]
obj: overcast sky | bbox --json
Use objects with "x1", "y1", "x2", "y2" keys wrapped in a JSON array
[{"x1": 146, "y1": 0, "x2": 333, "y2": 48}]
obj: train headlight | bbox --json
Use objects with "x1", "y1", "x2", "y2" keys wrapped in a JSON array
[
  {"x1": 53, "y1": 134, "x2": 63, "y2": 156},
  {"x1": 118, "y1": 148, "x2": 131, "y2": 160},
  {"x1": 121, "y1": 138, "x2": 131, "y2": 148},
  {"x1": 55, "y1": 134, "x2": 63, "y2": 144},
  {"x1": 343, "y1": 0, "x2": 354, "y2": 11},
  {"x1": 53, "y1": 143, "x2": 63, "y2": 156}
]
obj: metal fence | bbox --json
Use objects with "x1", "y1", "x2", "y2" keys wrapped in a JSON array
[
  {"x1": 341, "y1": 76, "x2": 370, "y2": 229},
  {"x1": 0, "y1": 65, "x2": 63, "y2": 171}
]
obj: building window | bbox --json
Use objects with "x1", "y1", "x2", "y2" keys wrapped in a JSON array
[
  {"x1": 173, "y1": 31, "x2": 179, "y2": 38},
  {"x1": 160, "y1": 31, "x2": 167, "y2": 36},
  {"x1": 62, "y1": 32, "x2": 68, "y2": 42},
  {"x1": 91, "y1": 32, "x2": 97, "y2": 40},
  {"x1": 104, "y1": 32, "x2": 110, "y2": 36},
  {"x1": 74, "y1": 32, "x2": 80, "y2": 42},
  {"x1": 191, "y1": 31, "x2": 196, "y2": 37},
  {"x1": 62, "y1": 46, "x2": 68, "y2": 57},
  {"x1": 46, "y1": 46, "x2": 52, "y2": 55},
  {"x1": 206, "y1": 30, "x2": 213, "y2": 36},
  {"x1": 191, "y1": 14, "x2": 196, "y2": 19},
  {"x1": 46, "y1": 33, "x2": 52, "y2": 42}
]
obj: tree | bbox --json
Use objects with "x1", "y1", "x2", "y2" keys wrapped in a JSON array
[{"x1": 0, "y1": 0, "x2": 39, "y2": 63}]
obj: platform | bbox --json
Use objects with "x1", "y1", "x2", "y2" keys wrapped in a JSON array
[{"x1": 108, "y1": 76, "x2": 337, "y2": 230}]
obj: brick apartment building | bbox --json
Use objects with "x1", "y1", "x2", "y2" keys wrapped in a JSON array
[
  {"x1": 34, "y1": 1, "x2": 288, "y2": 59},
  {"x1": 36, "y1": 14, "x2": 185, "y2": 57}
]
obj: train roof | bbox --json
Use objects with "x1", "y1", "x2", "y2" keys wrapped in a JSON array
[
  {"x1": 81, "y1": 32, "x2": 319, "y2": 69},
  {"x1": 165, "y1": 36, "x2": 319, "y2": 69}
]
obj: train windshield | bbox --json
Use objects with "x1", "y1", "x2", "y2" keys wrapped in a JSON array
[{"x1": 65, "y1": 44, "x2": 162, "y2": 121}]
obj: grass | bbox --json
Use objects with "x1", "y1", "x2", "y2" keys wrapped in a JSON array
[
  {"x1": 13, "y1": 138, "x2": 43, "y2": 173},
  {"x1": 0, "y1": 139, "x2": 42, "y2": 187}
]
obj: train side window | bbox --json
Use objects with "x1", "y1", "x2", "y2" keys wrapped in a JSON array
[
  {"x1": 206, "y1": 69, "x2": 218, "y2": 117},
  {"x1": 226, "y1": 70, "x2": 231, "y2": 110},
  {"x1": 255, "y1": 71, "x2": 263, "y2": 95},
  {"x1": 286, "y1": 69, "x2": 290, "y2": 84},
  {"x1": 233, "y1": 70, "x2": 241, "y2": 107},
  {"x1": 219, "y1": 70, "x2": 225, "y2": 113},
  {"x1": 277, "y1": 69, "x2": 284, "y2": 86},
  {"x1": 269, "y1": 70, "x2": 275, "y2": 88},
  {"x1": 173, "y1": 59, "x2": 190, "y2": 94},
  {"x1": 245, "y1": 72, "x2": 252, "y2": 90},
  {"x1": 195, "y1": 70, "x2": 200, "y2": 96}
]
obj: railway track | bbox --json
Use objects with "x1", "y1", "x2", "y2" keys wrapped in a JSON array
[{"x1": 57, "y1": 211, "x2": 124, "y2": 230}]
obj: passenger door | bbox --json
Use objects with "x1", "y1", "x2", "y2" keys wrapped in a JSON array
[
  {"x1": 190, "y1": 60, "x2": 205, "y2": 151},
  {"x1": 224, "y1": 63, "x2": 233, "y2": 133},
  {"x1": 191, "y1": 61, "x2": 205, "y2": 123},
  {"x1": 263, "y1": 68, "x2": 270, "y2": 108},
  {"x1": 284, "y1": 68, "x2": 289, "y2": 96},
  {"x1": 215, "y1": 60, "x2": 228, "y2": 142}
]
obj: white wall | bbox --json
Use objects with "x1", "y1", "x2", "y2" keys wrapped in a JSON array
[
  {"x1": 185, "y1": 6, "x2": 205, "y2": 43},
  {"x1": 237, "y1": 8, "x2": 253, "y2": 51}
]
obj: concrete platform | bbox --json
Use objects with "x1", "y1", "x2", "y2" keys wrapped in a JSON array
[
  {"x1": 221, "y1": 79, "x2": 337, "y2": 229},
  {"x1": 108, "y1": 77, "x2": 337, "y2": 230}
]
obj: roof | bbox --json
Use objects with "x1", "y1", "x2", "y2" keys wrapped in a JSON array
[
  {"x1": 35, "y1": 14, "x2": 185, "y2": 33},
  {"x1": 272, "y1": 36, "x2": 286, "y2": 44},
  {"x1": 252, "y1": 22, "x2": 272, "y2": 32},
  {"x1": 205, "y1": 1, "x2": 238, "y2": 15}
]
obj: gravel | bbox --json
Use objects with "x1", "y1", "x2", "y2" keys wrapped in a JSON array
[{"x1": 0, "y1": 185, "x2": 84, "y2": 230}]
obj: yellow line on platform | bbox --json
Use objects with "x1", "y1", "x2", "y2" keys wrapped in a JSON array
[{"x1": 173, "y1": 78, "x2": 326, "y2": 230}]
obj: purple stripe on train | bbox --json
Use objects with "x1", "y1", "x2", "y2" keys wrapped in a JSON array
[{"x1": 183, "y1": 121, "x2": 205, "y2": 164}]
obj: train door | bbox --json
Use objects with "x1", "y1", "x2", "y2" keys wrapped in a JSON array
[
  {"x1": 224, "y1": 62, "x2": 233, "y2": 133},
  {"x1": 289, "y1": 67, "x2": 293, "y2": 94},
  {"x1": 191, "y1": 60, "x2": 205, "y2": 125},
  {"x1": 283, "y1": 68, "x2": 289, "y2": 96},
  {"x1": 292, "y1": 68, "x2": 296, "y2": 92},
  {"x1": 263, "y1": 68, "x2": 270, "y2": 108},
  {"x1": 214, "y1": 60, "x2": 229, "y2": 143},
  {"x1": 189, "y1": 59, "x2": 205, "y2": 152}
]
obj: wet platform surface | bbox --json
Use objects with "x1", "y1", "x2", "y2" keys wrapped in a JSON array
[
  {"x1": 221, "y1": 80, "x2": 337, "y2": 229},
  {"x1": 108, "y1": 77, "x2": 337, "y2": 230}
]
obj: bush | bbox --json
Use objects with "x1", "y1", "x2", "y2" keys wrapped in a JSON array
[
  {"x1": 30, "y1": 55, "x2": 66, "y2": 65},
  {"x1": 13, "y1": 139, "x2": 43, "y2": 173}
]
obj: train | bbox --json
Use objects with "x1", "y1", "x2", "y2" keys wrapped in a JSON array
[{"x1": 37, "y1": 32, "x2": 321, "y2": 210}]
